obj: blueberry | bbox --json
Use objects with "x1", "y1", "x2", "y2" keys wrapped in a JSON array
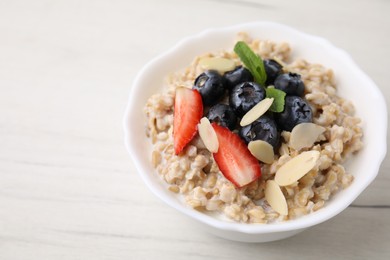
[
  {"x1": 274, "y1": 73, "x2": 305, "y2": 96},
  {"x1": 275, "y1": 96, "x2": 312, "y2": 131},
  {"x1": 193, "y1": 70, "x2": 226, "y2": 106},
  {"x1": 207, "y1": 104, "x2": 237, "y2": 130},
  {"x1": 229, "y1": 82, "x2": 265, "y2": 117},
  {"x1": 239, "y1": 115, "x2": 280, "y2": 151},
  {"x1": 223, "y1": 66, "x2": 253, "y2": 90},
  {"x1": 264, "y1": 59, "x2": 283, "y2": 86}
]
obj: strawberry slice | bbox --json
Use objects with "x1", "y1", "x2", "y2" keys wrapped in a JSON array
[
  {"x1": 173, "y1": 87, "x2": 203, "y2": 155},
  {"x1": 212, "y1": 123, "x2": 261, "y2": 188}
]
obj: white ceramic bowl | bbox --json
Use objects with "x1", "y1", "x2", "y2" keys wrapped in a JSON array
[{"x1": 123, "y1": 21, "x2": 387, "y2": 242}]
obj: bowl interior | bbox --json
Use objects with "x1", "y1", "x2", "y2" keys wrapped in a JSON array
[{"x1": 124, "y1": 22, "x2": 387, "y2": 233}]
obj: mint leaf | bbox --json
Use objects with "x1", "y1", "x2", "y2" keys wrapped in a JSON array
[
  {"x1": 234, "y1": 41, "x2": 267, "y2": 86},
  {"x1": 266, "y1": 88, "x2": 286, "y2": 112}
]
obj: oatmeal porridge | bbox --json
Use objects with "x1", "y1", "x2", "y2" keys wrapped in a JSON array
[{"x1": 144, "y1": 32, "x2": 363, "y2": 223}]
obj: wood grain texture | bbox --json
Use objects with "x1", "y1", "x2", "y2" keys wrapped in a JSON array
[{"x1": 0, "y1": 0, "x2": 389, "y2": 259}]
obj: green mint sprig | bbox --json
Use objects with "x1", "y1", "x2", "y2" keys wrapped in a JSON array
[
  {"x1": 266, "y1": 87, "x2": 286, "y2": 113},
  {"x1": 234, "y1": 41, "x2": 267, "y2": 86},
  {"x1": 234, "y1": 41, "x2": 286, "y2": 113}
]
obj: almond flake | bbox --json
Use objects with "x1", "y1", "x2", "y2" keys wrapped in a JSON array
[
  {"x1": 275, "y1": 151, "x2": 320, "y2": 186},
  {"x1": 199, "y1": 57, "x2": 235, "y2": 73},
  {"x1": 248, "y1": 140, "x2": 274, "y2": 164},
  {"x1": 240, "y1": 98, "x2": 274, "y2": 126},
  {"x1": 197, "y1": 117, "x2": 219, "y2": 153},
  {"x1": 290, "y1": 123, "x2": 326, "y2": 151},
  {"x1": 265, "y1": 180, "x2": 288, "y2": 215}
]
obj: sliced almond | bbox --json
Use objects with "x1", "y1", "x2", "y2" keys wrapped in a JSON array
[
  {"x1": 290, "y1": 123, "x2": 326, "y2": 151},
  {"x1": 240, "y1": 98, "x2": 274, "y2": 126},
  {"x1": 248, "y1": 140, "x2": 274, "y2": 164},
  {"x1": 275, "y1": 151, "x2": 320, "y2": 186},
  {"x1": 265, "y1": 180, "x2": 288, "y2": 215},
  {"x1": 197, "y1": 117, "x2": 219, "y2": 153},
  {"x1": 199, "y1": 57, "x2": 235, "y2": 73}
]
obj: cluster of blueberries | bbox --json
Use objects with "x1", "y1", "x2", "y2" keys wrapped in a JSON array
[{"x1": 192, "y1": 59, "x2": 313, "y2": 152}]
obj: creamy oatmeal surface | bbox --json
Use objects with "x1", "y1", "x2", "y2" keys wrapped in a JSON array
[{"x1": 144, "y1": 33, "x2": 363, "y2": 223}]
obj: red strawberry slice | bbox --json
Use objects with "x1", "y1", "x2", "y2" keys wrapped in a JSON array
[
  {"x1": 212, "y1": 123, "x2": 261, "y2": 188},
  {"x1": 173, "y1": 87, "x2": 203, "y2": 155}
]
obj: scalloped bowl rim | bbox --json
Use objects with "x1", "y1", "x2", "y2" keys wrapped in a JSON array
[{"x1": 124, "y1": 21, "x2": 387, "y2": 235}]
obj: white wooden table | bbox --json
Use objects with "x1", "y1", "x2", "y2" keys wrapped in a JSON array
[{"x1": 1, "y1": 0, "x2": 389, "y2": 259}]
